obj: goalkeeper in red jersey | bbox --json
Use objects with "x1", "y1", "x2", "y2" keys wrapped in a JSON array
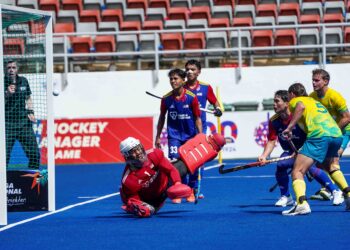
[{"x1": 119, "y1": 137, "x2": 192, "y2": 218}]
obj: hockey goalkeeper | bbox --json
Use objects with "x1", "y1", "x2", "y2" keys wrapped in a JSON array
[{"x1": 119, "y1": 133, "x2": 225, "y2": 218}]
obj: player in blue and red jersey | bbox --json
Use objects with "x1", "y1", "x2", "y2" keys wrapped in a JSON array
[
  {"x1": 183, "y1": 59, "x2": 222, "y2": 202},
  {"x1": 259, "y1": 90, "x2": 343, "y2": 207},
  {"x1": 155, "y1": 68, "x2": 202, "y2": 203}
]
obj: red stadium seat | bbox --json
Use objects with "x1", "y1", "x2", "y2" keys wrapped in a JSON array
[
  {"x1": 54, "y1": 23, "x2": 75, "y2": 33},
  {"x1": 252, "y1": 30, "x2": 273, "y2": 54},
  {"x1": 347, "y1": 1, "x2": 350, "y2": 13},
  {"x1": 323, "y1": 13, "x2": 344, "y2": 23},
  {"x1": 94, "y1": 35, "x2": 116, "y2": 59},
  {"x1": 190, "y1": 6, "x2": 211, "y2": 20},
  {"x1": 237, "y1": 0, "x2": 257, "y2": 7},
  {"x1": 149, "y1": 0, "x2": 170, "y2": 13},
  {"x1": 232, "y1": 17, "x2": 253, "y2": 27},
  {"x1": 300, "y1": 14, "x2": 320, "y2": 25},
  {"x1": 3, "y1": 38, "x2": 25, "y2": 55},
  {"x1": 71, "y1": 36, "x2": 93, "y2": 53},
  {"x1": 142, "y1": 20, "x2": 164, "y2": 30},
  {"x1": 120, "y1": 21, "x2": 141, "y2": 31},
  {"x1": 62, "y1": 0, "x2": 83, "y2": 13},
  {"x1": 184, "y1": 32, "x2": 206, "y2": 56},
  {"x1": 209, "y1": 17, "x2": 230, "y2": 28},
  {"x1": 160, "y1": 33, "x2": 183, "y2": 56},
  {"x1": 29, "y1": 21, "x2": 46, "y2": 34},
  {"x1": 214, "y1": 0, "x2": 234, "y2": 9},
  {"x1": 279, "y1": 3, "x2": 300, "y2": 19},
  {"x1": 101, "y1": 9, "x2": 123, "y2": 24},
  {"x1": 274, "y1": 29, "x2": 297, "y2": 54},
  {"x1": 127, "y1": 0, "x2": 148, "y2": 10},
  {"x1": 168, "y1": 7, "x2": 190, "y2": 22},
  {"x1": 39, "y1": 0, "x2": 60, "y2": 15},
  {"x1": 80, "y1": 9, "x2": 101, "y2": 24},
  {"x1": 257, "y1": 4, "x2": 278, "y2": 19}
]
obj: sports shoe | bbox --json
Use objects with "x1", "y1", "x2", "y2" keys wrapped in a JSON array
[
  {"x1": 186, "y1": 191, "x2": 195, "y2": 203},
  {"x1": 172, "y1": 198, "x2": 182, "y2": 204},
  {"x1": 345, "y1": 196, "x2": 350, "y2": 211},
  {"x1": 282, "y1": 202, "x2": 311, "y2": 216},
  {"x1": 332, "y1": 190, "x2": 344, "y2": 206},
  {"x1": 310, "y1": 188, "x2": 332, "y2": 201},
  {"x1": 275, "y1": 195, "x2": 295, "y2": 207},
  {"x1": 198, "y1": 193, "x2": 204, "y2": 199}
]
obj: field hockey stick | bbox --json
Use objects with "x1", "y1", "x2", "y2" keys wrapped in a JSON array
[
  {"x1": 194, "y1": 168, "x2": 202, "y2": 205},
  {"x1": 218, "y1": 155, "x2": 295, "y2": 174},
  {"x1": 145, "y1": 91, "x2": 215, "y2": 114}
]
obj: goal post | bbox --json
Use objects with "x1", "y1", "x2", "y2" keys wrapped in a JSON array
[{"x1": 0, "y1": 4, "x2": 55, "y2": 226}]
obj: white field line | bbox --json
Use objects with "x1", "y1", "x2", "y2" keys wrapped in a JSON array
[{"x1": 0, "y1": 192, "x2": 119, "y2": 232}]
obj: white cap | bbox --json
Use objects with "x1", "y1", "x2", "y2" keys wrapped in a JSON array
[{"x1": 120, "y1": 137, "x2": 141, "y2": 157}]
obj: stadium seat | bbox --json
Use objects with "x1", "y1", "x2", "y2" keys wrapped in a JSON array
[
  {"x1": 146, "y1": 8, "x2": 167, "y2": 21},
  {"x1": 7, "y1": 23, "x2": 30, "y2": 35},
  {"x1": 324, "y1": 1, "x2": 345, "y2": 14},
  {"x1": 344, "y1": 27, "x2": 350, "y2": 51},
  {"x1": 277, "y1": 16, "x2": 298, "y2": 25},
  {"x1": 142, "y1": 20, "x2": 163, "y2": 30},
  {"x1": 209, "y1": 17, "x2": 230, "y2": 28},
  {"x1": 214, "y1": 0, "x2": 234, "y2": 9},
  {"x1": 279, "y1": 3, "x2": 300, "y2": 19},
  {"x1": 3, "y1": 38, "x2": 25, "y2": 55},
  {"x1": 255, "y1": 16, "x2": 275, "y2": 26},
  {"x1": 1, "y1": 0, "x2": 16, "y2": 5},
  {"x1": 120, "y1": 21, "x2": 141, "y2": 31},
  {"x1": 17, "y1": 0, "x2": 38, "y2": 9},
  {"x1": 39, "y1": 0, "x2": 60, "y2": 15},
  {"x1": 184, "y1": 32, "x2": 206, "y2": 56},
  {"x1": 149, "y1": 0, "x2": 170, "y2": 13},
  {"x1": 325, "y1": 27, "x2": 343, "y2": 52},
  {"x1": 83, "y1": 0, "x2": 105, "y2": 10},
  {"x1": 237, "y1": 0, "x2": 257, "y2": 6},
  {"x1": 53, "y1": 36, "x2": 71, "y2": 54},
  {"x1": 160, "y1": 33, "x2": 183, "y2": 56},
  {"x1": 127, "y1": 0, "x2": 148, "y2": 10},
  {"x1": 70, "y1": 36, "x2": 94, "y2": 53},
  {"x1": 25, "y1": 37, "x2": 46, "y2": 55},
  {"x1": 164, "y1": 20, "x2": 186, "y2": 30},
  {"x1": 168, "y1": 7, "x2": 190, "y2": 22},
  {"x1": 300, "y1": 14, "x2": 321, "y2": 25},
  {"x1": 256, "y1": 4, "x2": 278, "y2": 19},
  {"x1": 232, "y1": 17, "x2": 253, "y2": 27},
  {"x1": 274, "y1": 29, "x2": 297, "y2": 54},
  {"x1": 139, "y1": 34, "x2": 161, "y2": 58},
  {"x1": 187, "y1": 19, "x2": 208, "y2": 29},
  {"x1": 206, "y1": 31, "x2": 228, "y2": 56},
  {"x1": 252, "y1": 30, "x2": 273, "y2": 54},
  {"x1": 123, "y1": 8, "x2": 145, "y2": 23},
  {"x1": 98, "y1": 22, "x2": 119, "y2": 32},
  {"x1": 57, "y1": 10, "x2": 79, "y2": 27},
  {"x1": 193, "y1": 0, "x2": 214, "y2": 8},
  {"x1": 116, "y1": 34, "x2": 138, "y2": 58},
  {"x1": 62, "y1": 0, "x2": 83, "y2": 13},
  {"x1": 323, "y1": 13, "x2": 344, "y2": 23},
  {"x1": 101, "y1": 9, "x2": 123, "y2": 24},
  {"x1": 229, "y1": 30, "x2": 251, "y2": 54},
  {"x1": 171, "y1": 0, "x2": 192, "y2": 8},
  {"x1": 190, "y1": 6, "x2": 211, "y2": 20},
  {"x1": 79, "y1": 9, "x2": 101, "y2": 24},
  {"x1": 277, "y1": 15, "x2": 298, "y2": 26},
  {"x1": 105, "y1": 0, "x2": 126, "y2": 10},
  {"x1": 76, "y1": 22, "x2": 97, "y2": 33},
  {"x1": 29, "y1": 21, "x2": 46, "y2": 34},
  {"x1": 298, "y1": 28, "x2": 320, "y2": 53},
  {"x1": 347, "y1": 1, "x2": 350, "y2": 13},
  {"x1": 94, "y1": 36, "x2": 116, "y2": 58},
  {"x1": 211, "y1": 5, "x2": 233, "y2": 20},
  {"x1": 301, "y1": 2, "x2": 323, "y2": 18},
  {"x1": 346, "y1": 13, "x2": 350, "y2": 22},
  {"x1": 234, "y1": 5, "x2": 256, "y2": 19},
  {"x1": 54, "y1": 23, "x2": 75, "y2": 33}
]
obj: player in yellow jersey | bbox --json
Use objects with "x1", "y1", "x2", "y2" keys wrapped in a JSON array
[
  {"x1": 282, "y1": 83, "x2": 350, "y2": 216},
  {"x1": 309, "y1": 69, "x2": 350, "y2": 202}
]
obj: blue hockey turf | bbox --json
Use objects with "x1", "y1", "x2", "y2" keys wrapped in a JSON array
[{"x1": 1, "y1": 158, "x2": 350, "y2": 250}]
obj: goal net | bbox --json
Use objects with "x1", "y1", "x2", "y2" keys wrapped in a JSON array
[{"x1": 0, "y1": 4, "x2": 55, "y2": 225}]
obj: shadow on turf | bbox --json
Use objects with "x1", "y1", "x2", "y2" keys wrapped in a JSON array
[{"x1": 96, "y1": 210, "x2": 193, "y2": 219}]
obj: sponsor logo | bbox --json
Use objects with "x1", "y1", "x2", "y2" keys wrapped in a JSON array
[{"x1": 170, "y1": 111, "x2": 177, "y2": 120}]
